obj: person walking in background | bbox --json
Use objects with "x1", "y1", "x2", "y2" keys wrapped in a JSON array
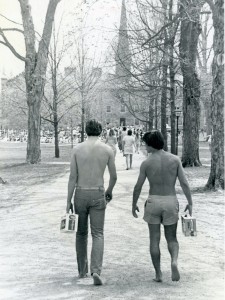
[
  {"x1": 205, "y1": 134, "x2": 212, "y2": 152},
  {"x1": 66, "y1": 120, "x2": 117, "y2": 285},
  {"x1": 118, "y1": 130, "x2": 123, "y2": 152},
  {"x1": 135, "y1": 129, "x2": 140, "y2": 154},
  {"x1": 123, "y1": 129, "x2": 135, "y2": 170},
  {"x1": 140, "y1": 129, "x2": 143, "y2": 145},
  {"x1": 105, "y1": 128, "x2": 117, "y2": 158},
  {"x1": 132, "y1": 130, "x2": 193, "y2": 282},
  {"x1": 121, "y1": 126, "x2": 127, "y2": 155}
]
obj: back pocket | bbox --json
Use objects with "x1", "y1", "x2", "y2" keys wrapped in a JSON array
[{"x1": 92, "y1": 197, "x2": 106, "y2": 210}]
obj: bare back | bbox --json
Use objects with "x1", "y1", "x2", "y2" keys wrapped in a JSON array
[
  {"x1": 73, "y1": 139, "x2": 113, "y2": 187},
  {"x1": 144, "y1": 150, "x2": 179, "y2": 195}
]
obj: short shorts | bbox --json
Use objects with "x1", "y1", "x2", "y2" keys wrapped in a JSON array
[{"x1": 143, "y1": 195, "x2": 179, "y2": 225}]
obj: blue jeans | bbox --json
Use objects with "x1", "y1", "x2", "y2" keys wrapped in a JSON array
[{"x1": 74, "y1": 187, "x2": 106, "y2": 276}]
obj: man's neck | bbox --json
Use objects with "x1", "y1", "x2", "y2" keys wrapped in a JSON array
[{"x1": 87, "y1": 136, "x2": 99, "y2": 142}]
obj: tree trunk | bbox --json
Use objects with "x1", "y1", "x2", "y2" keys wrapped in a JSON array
[
  {"x1": 81, "y1": 107, "x2": 85, "y2": 142},
  {"x1": 179, "y1": 0, "x2": 202, "y2": 167},
  {"x1": 53, "y1": 97, "x2": 59, "y2": 158},
  {"x1": 154, "y1": 98, "x2": 158, "y2": 129},
  {"x1": 20, "y1": 0, "x2": 61, "y2": 163},
  {"x1": 26, "y1": 97, "x2": 41, "y2": 163},
  {"x1": 169, "y1": 42, "x2": 176, "y2": 154},
  {"x1": 148, "y1": 95, "x2": 154, "y2": 130},
  {"x1": 54, "y1": 121, "x2": 59, "y2": 158},
  {"x1": 168, "y1": 0, "x2": 178, "y2": 155},
  {"x1": 206, "y1": 0, "x2": 224, "y2": 189},
  {"x1": 161, "y1": 0, "x2": 168, "y2": 151},
  {"x1": 161, "y1": 61, "x2": 168, "y2": 151}
]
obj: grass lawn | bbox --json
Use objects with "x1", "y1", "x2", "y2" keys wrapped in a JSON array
[
  {"x1": 0, "y1": 140, "x2": 212, "y2": 201},
  {"x1": 0, "y1": 142, "x2": 72, "y2": 187}
]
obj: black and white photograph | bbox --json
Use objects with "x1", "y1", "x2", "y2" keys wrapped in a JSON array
[{"x1": 0, "y1": 0, "x2": 224, "y2": 299}]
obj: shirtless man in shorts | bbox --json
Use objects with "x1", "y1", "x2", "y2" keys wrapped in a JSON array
[
  {"x1": 132, "y1": 130, "x2": 192, "y2": 282},
  {"x1": 66, "y1": 119, "x2": 117, "y2": 285}
]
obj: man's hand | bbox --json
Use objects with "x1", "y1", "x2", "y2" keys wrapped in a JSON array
[
  {"x1": 132, "y1": 205, "x2": 139, "y2": 218},
  {"x1": 66, "y1": 202, "x2": 72, "y2": 214},
  {"x1": 184, "y1": 204, "x2": 192, "y2": 216},
  {"x1": 105, "y1": 189, "x2": 112, "y2": 203}
]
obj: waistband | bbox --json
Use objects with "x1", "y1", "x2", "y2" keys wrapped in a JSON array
[
  {"x1": 76, "y1": 186, "x2": 104, "y2": 191},
  {"x1": 148, "y1": 194, "x2": 177, "y2": 201}
]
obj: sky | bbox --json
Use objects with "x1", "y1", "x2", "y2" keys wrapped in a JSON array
[{"x1": 0, "y1": 0, "x2": 122, "y2": 77}]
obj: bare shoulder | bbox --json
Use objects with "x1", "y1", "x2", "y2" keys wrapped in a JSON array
[
  {"x1": 141, "y1": 158, "x2": 149, "y2": 170},
  {"x1": 163, "y1": 151, "x2": 180, "y2": 164},
  {"x1": 72, "y1": 143, "x2": 82, "y2": 153},
  {"x1": 97, "y1": 140, "x2": 114, "y2": 156}
]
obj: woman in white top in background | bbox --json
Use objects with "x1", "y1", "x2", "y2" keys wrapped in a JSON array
[
  {"x1": 123, "y1": 129, "x2": 135, "y2": 170},
  {"x1": 105, "y1": 129, "x2": 117, "y2": 158}
]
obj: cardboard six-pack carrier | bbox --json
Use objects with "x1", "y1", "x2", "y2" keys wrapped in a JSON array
[
  {"x1": 60, "y1": 213, "x2": 76, "y2": 233},
  {"x1": 181, "y1": 214, "x2": 197, "y2": 236}
]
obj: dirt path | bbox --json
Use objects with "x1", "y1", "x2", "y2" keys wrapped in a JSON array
[{"x1": 0, "y1": 151, "x2": 224, "y2": 300}]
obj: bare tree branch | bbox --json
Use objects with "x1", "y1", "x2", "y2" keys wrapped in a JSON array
[{"x1": 0, "y1": 29, "x2": 26, "y2": 61}]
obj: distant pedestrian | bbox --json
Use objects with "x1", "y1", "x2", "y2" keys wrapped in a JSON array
[
  {"x1": 121, "y1": 126, "x2": 127, "y2": 155},
  {"x1": 140, "y1": 130, "x2": 143, "y2": 145},
  {"x1": 66, "y1": 119, "x2": 117, "y2": 285},
  {"x1": 206, "y1": 134, "x2": 212, "y2": 151},
  {"x1": 105, "y1": 129, "x2": 117, "y2": 158},
  {"x1": 123, "y1": 129, "x2": 135, "y2": 170},
  {"x1": 135, "y1": 129, "x2": 140, "y2": 154},
  {"x1": 200, "y1": 128, "x2": 205, "y2": 138},
  {"x1": 132, "y1": 130, "x2": 193, "y2": 282},
  {"x1": 118, "y1": 130, "x2": 123, "y2": 152}
]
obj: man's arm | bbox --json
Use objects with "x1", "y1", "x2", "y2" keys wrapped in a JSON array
[
  {"x1": 132, "y1": 162, "x2": 147, "y2": 218},
  {"x1": 66, "y1": 150, "x2": 78, "y2": 213},
  {"x1": 177, "y1": 158, "x2": 193, "y2": 216},
  {"x1": 105, "y1": 150, "x2": 117, "y2": 201}
]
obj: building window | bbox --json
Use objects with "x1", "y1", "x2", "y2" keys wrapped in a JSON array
[
  {"x1": 121, "y1": 105, "x2": 125, "y2": 112},
  {"x1": 106, "y1": 106, "x2": 111, "y2": 112}
]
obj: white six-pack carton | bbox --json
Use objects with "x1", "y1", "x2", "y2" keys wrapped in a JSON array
[
  {"x1": 181, "y1": 214, "x2": 197, "y2": 236},
  {"x1": 60, "y1": 213, "x2": 76, "y2": 233}
]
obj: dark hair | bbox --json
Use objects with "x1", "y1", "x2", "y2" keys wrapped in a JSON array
[
  {"x1": 123, "y1": 126, "x2": 127, "y2": 131},
  {"x1": 142, "y1": 130, "x2": 164, "y2": 150},
  {"x1": 127, "y1": 129, "x2": 132, "y2": 136},
  {"x1": 85, "y1": 119, "x2": 102, "y2": 136}
]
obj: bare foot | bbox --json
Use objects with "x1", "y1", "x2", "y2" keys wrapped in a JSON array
[
  {"x1": 171, "y1": 263, "x2": 180, "y2": 281},
  {"x1": 153, "y1": 271, "x2": 162, "y2": 282}
]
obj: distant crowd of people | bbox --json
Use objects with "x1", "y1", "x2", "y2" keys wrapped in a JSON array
[{"x1": 103, "y1": 126, "x2": 144, "y2": 170}]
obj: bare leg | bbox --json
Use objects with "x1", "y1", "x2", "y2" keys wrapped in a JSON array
[
  {"x1": 125, "y1": 155, "x2": 129, "y2": 169},
  {"x1": 130, "y1": 154, "x2": 133, "y2": 168},
  {"x1": 148, "y1": 224, "x2": 162, "y2": 282},
  {"x1": 164, "y1": 223, "x2": 180, "y2": 281}
]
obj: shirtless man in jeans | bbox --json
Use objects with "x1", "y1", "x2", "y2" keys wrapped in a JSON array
[
  {"x1": 66, "y1": 120, "x2": 117, "y2": 285},
  {"x1": 132, "y1": 130, "x2": 192, "y2": 282}
]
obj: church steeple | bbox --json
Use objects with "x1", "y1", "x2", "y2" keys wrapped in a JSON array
[{"x1": 115, "y1": 0, "x2": 131, "y2": 79}]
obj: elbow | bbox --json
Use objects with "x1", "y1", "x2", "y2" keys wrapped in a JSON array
[{"x1": 113, "y1": 174, "x2": 117, "y2": 182}]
